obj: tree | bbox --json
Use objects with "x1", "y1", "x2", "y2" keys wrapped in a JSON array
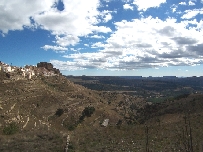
[{"x1": 82, "y1": 106, "x2": 95, "y2": 117}]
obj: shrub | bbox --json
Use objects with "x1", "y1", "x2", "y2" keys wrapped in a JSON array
[
  {"x1": 82, "y1": 106, "x2": 95, "y2": 117},
  {"x1": 79, "y1": 115, "x2": 85, "y2": 122},
  {"x1": 3, "y1": 123, "x2": 19, "y2": 135},
  {"x1": 67, "y1": 125, "x2": 76, "y2": 131},
  {"x1": 55, "y1": 109, "x2": 64, "y2": 117},
  {"x1": 78, "y1": 106, "x2": 95, "y2": 122}
]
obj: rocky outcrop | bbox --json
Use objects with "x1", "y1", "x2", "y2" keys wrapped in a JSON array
[{"x1": 37, "y1": 62, "x2": 61, "y2": 75}]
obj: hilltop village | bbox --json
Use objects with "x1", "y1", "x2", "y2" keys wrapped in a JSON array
[{"x1": 0, "y1": 61, "x2": 61, "y2": 80}]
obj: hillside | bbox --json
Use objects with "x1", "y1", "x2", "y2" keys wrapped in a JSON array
[
  {"x1": 0, "y1": 66, "x2": 203, "y2": 151},
  {"x1": 0, "y1": 68, "x2": 147, "y2": 151}
]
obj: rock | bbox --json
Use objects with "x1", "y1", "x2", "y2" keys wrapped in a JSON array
[{"x1": 37, "y1": 62, "x2": 61, "y2": 75}]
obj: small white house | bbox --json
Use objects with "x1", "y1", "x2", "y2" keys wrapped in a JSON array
[
  {"x1": 8, "y1": 66, "x2": 12, "y2": 72},
  {"x1": 21, "y1": 68, "x2": 25, "y2": 72},
  {"x1": 22, "y1": 71, "x2": 26, "y2": 78},
  {"x1": 28, "y1": 72, "x2": 32, "y2": 79},
  {"x1": 31, "y1": 71, "x2": 35, "y2": 76},
  {"x1": 2, "y1": 65, "x2": 11, "y2": 72}
]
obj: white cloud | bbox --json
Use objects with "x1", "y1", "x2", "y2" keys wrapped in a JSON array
[
  {"x1": 179, "y1": 2, "x2": 187, "y2": 5},
  {"x1": 189, "y1": 1, "x2": 196, "y2": 5},
  {"x1": 0, "y1": 0, "x2": 112, "y2": 51},
  {"x1": 133, "y1": 0, "x2": 166, "y2": 11},
  {"x1": 55, "y1": 35, "x2": 79, "y2": 47},
  {"x1": 181, "y1": 9, "x2": 203, "y2": 19},
  {"x1": 90, "y1": 35, "x2": 105, "y2": 39},
  {"x1": 100, "y1": 10, "x2": 113, "y2": 23},
  {"x1": 123, "y1": 4, "x2": 134, "y2": 10},
  {"x1": 41, "y1": 45, "x2": 68, "y2": 51},
  {"x1": 90, "y1": 26, "x2": 112, "y2": 33},
  {"x1": 53, "y1": 16, "x2": 203, "y2": 71},
  {"x1": 122, "y1": 0, "x2": 133, "y2": 2},
  {"x1": 33, "y1": 0, "x2": 106, "y2": 36},
  {"x1": 0, "y1": 0, "x2": 55, "y2": 33},
  {"x1": 50, "y1": 60, "x2": 86, "y2": 71},
  {"x1": 171, "y1": 4, "x2": 178, "y2": 13},
  {"x1": 103, "y1": 13, "x2": 112, "y2": 22}
]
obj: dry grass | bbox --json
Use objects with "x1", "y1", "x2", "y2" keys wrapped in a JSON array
[{"x1": 0, "y1": 75, "x2": 203, "y2": 151}]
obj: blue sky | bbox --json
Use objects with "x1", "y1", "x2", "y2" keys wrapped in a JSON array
[{"x1": 0, "y1": 0, "x2": 203, "y2": 76}]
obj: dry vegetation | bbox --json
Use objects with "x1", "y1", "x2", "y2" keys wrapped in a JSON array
[{"x1": 0, "y1": 71, "x2": 203, "y2": 151}]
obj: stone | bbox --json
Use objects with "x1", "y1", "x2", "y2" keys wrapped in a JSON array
[{"x1": 37, "y1": 62, "x2": 61, "y2": 75}]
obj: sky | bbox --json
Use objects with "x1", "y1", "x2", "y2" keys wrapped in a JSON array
[{"x1": 0, "y1": 0, "x2": 203, "y2": 77}]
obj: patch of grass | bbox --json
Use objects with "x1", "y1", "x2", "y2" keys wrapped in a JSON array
[
  {"x1": 66, "y1": 124, "x2": 77, "y2": 131},
  {"x1": 3, "y1": 122, "x2": 19, "y2": 135}
]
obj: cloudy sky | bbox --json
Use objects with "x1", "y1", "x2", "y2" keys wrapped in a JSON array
[{"x1": 0, "y1": 0, "x2": 203, "y2": 76}]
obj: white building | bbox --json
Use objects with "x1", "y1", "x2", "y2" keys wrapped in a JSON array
[{"x1": 2, "y1": 65, "x2": 12, "y2": 72}]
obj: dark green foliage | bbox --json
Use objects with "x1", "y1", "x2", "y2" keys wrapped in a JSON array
[
  {"x1": 82, "y1": 106, "x2": 95, "y2": 117},
  {"x1": 67, "y1": 125, "x2": 76, "y2": 131},
  {"x1": 63, "y1": 115, "x2": 79, "y2": 131},
  {"x1": 79, "y1": 115, "x2": 85, "y2": 122},
  {"x1": 3, "y1": 122, "x2": 19, "y2": 135},
  {"x1": 79, "y1": 106, "x2": 95, "y2": 122},
  {"x1": 68, "y1": 143, "x2": 74, "y2": 150},
  {"x1": 55, "y1": 109, "x2": 64, "y2": 117}
]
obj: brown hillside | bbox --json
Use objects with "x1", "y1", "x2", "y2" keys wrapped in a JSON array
[{"x1": 0, "y1": 71, "x2": 203, "y2": 151}]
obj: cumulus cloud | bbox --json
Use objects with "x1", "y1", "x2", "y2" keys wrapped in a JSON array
[
  {"x1": 99, "y1": 10, "x2": 113, "y2": 23},
  {"x1": 171, "y1": 4, "x2": 178, "y2": 13},
  {"x1": 132, "y1": 0, "x2": 166, "y2": 11},
  {"x1": 123, "y1": 4, "x2": 134, "y2": 10},
  {"x1": 0, "y1": 0, "x2": 112, "y2": 51},
  {"x1": 0, "y1": 0, "x2": 55, "y2": 33},
  {"x1": 181, "y1": 9, "x2": 203, "y2": 19},
  {"x1": 179, "y1": 2, "x2": 187, "y2": 5},
  {"x1": 90, "y1": 35, "x2": 105, "y2": 39},
  {"x1": 52, "y1": 16, "x2": 203, "y2": 71},
  {"x1": 189, "y1": 0, "x2": 196, "y2": 5},
  {"x1": 33, "y1": 0, "x2": 105, "y2": 36},
  {"x1": 41, "y1": 45, "x2": 68, "y2": 51},
  {"x1": 55, "y1": 35, "x2": 79, "y2": 47},
  {"x1": 172, "y1": 37, "x2": 198, "y2": 45}
]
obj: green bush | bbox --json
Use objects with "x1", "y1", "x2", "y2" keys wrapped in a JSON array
[
  {"x1": 82, "y1": 106, "x2": 95, "y2": 117},
  {"x1": 78, "y1": 106, "x2": 95, "y2": 122},
  {"x1": 3, "y1": 123, "x2": 19, "y2": 135}
]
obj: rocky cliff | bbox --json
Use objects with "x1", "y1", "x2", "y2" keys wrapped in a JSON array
[{"x1": 37, "y1": 62, "x2": 61, "y2": 75}]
